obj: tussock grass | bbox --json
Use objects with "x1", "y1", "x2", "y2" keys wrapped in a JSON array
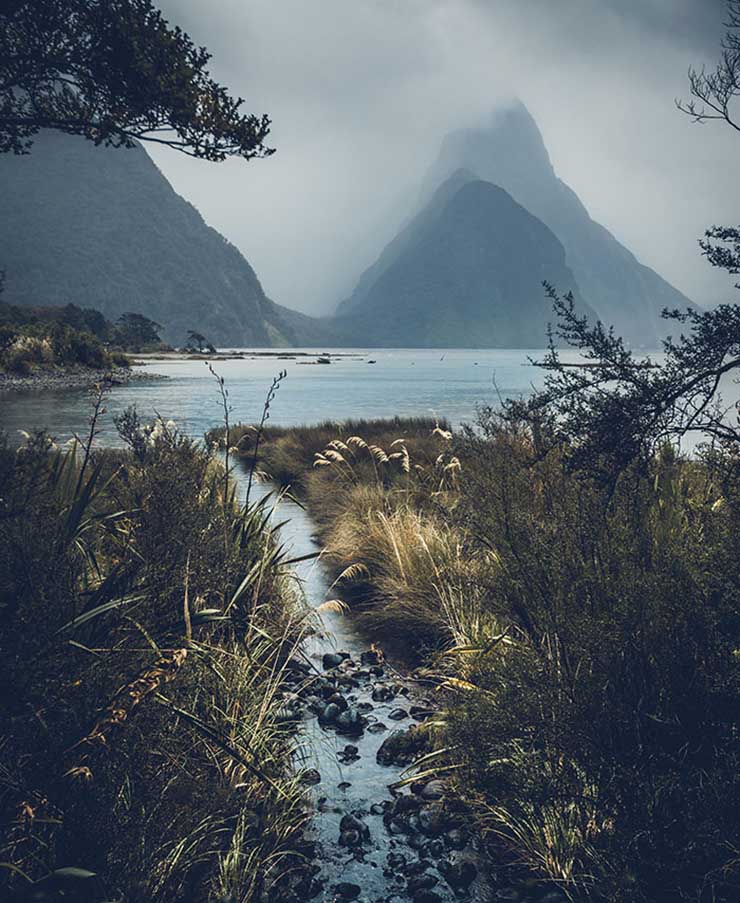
[
  {"x1": 221, "y1": 413, "x2": 740, "y2": 902},
  {"x1": 0, "y1": 407, "x2": 311, "y2": 901},
  {"x1": 208, "y1": 416, "x2": 445, "y2": 491}
]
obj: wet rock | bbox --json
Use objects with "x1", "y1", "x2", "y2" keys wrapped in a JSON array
[
  {"x1": 393, "y1": 794, "x2": 421, "y2": 815},
  {"x1": 376, "y1": 726, "x2": 431, "y2": 766},
  {"x1": 292, "y1": 874, "x2": 323, "y2": 900},
  {"x1": 338, "y1": 781, "x2": 352, "y2": 791},
  {"x1": 323, "y1": 652, "x2": 350, "y2": 670},
  {"x1": 418, "y1": 804, "x2": 447, "y2": 837},
  {"x1": 370, "y1": 802, "x2": 388, "y2": 815},
  {"x1": 402, "y1": 860, "x2": 429, "y2": 877},
  {"x1": 300, "y1": 768, "x2": 321, "y2": 786},
  {"x1": 439, "y1": 859, "x2": 477, "y2": 890},
  {"x1": 386, "y1": 817, "x2": 406, "y2": 835},
  {"x1": 334, "y1": 882, "x2": 362, "y2": 899},
  {"x1": 335, "y1": 706, "x2": 364, "y2": 735},
  {"x1": 356, "y1": 701, "x2": 374, "y2": 713},
  {"x1": 338, "y1": 744, "x2": 360, "y2": 763},
  {"x1": 420, "y1": 780, "x2": 446, "y2": 801},
  {"x1": 361, "y1": 649, "x2": 383, "y2": 666},
  {"x1": 315, "y1": 680, "x2": 338, "y2": 699},
  {"x1": 410, "y1": 705, "x2": 433, "y2": 721},
  {"x1": 413, "y1": 893, "x2": 442, "y2": 903},
  {"x1": 371, "y1": 684, "x2": 396, "y2": 702},
  {"x1": 408, "y1": 873, "x2": 439, "y2": 895},
  {"x1": 388, "y1": 708, "x2": 408, "y2": 721},
  {"x1": 305, "y1": 695, "x2": 325, "y2": 714},
  {"x1": 339, "y1": 814, "x2": 370, "y2": 847},
  {"x1": 327, "y1": 692, "x2": 349, "y2": 711},
  {"x1": 386, "y1": 851, "x2": 407, "y2": 870},
  {"x1": 445, "y1": 828, "x2": 467, "y2": 850},
  {"x1": 318, "y1": 702, "x2": 342, "y2": 724},
  {"x1": 367, "y1": 722, "x2": 387, "y2": 734},
  {"x1": 287, "y1": 657, "x2": 312, "y2": 675},
  {"x1": 426, "y1": 839, "x2": 445, "y2": 858},
  {"x1": 408, "y1": 834, "x2": 427, "y2": 851}
]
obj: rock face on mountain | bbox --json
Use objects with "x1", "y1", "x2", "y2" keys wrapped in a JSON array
[
  {"x1": 0, "y1": 131, "x2": 300, "y2": 346},
  {"x1": 331, "y1": 175, "x2": 597, "y2": 348},
  {"x1": 421, "y1": 102, "x2": 694, "y2": 346}
]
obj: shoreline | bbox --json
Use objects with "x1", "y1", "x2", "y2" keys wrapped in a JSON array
[{"x1": 0, "y1": 365, "x2": 168, "y2": 395}]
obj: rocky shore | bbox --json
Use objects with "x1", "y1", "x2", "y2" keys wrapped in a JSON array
[
  {"x1": 0, "y1": 365, "x2": 168, "y2": 394},
  {"x1": 271, "y1": 647, "x2": 567, "y2": 903}
]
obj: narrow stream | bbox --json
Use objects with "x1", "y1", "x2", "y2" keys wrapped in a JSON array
[{"x1": 237, "y1": 470, "x2": 487, "y2": 903}]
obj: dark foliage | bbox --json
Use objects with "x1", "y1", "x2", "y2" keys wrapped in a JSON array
[
  {"x1": 112, "y1": 311, "x2": 162, "y2": 351},
  {"x1": 677, "y1": 0, "x2": 740, "y2": 134},
  {"x1": 0, "y1": 408, "x2": 305, "y2": 900},
  {"x1": 0, "y1": 0, "x2": 274, "y2": 160},
  {"x1": 501, "y1": 283, "x2": 740, "y2": 478}
]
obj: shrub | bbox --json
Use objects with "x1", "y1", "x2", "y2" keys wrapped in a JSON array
[
  {"x1": 0, "y1": 414, "x2": 309, "y2": 901},
  {"x1": 446, "y1": 419, "x2": 740, "y2": 901},
  {"x1": 2, "y1": 334, "x2": 51, "y2": 373}
]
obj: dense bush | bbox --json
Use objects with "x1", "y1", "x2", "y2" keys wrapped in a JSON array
[
  {"x1": 0, "y1": 410, "x2": 309, "y2": 901},
  {"x1": 235, "y1": 409, "x2": 740, "y2": 902},
  {"x1": 449, "y1": 416, "x2": 740, "y2": 901}
]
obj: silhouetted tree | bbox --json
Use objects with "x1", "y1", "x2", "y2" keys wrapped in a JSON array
[
  {"x1": 503, "y1": 5, "x2": 740, "y2": 479},
  {"x1": 677, "y1": 0, "x2": 740, "y2": 134},
  {"x1": 186, "y1": 330, "x2": 215, "y2": 353},
  {"x1": 114, "y1": 312, "x2": 162, "y2": 351},
  {"x1": 500, "y1": 284, "x2": 740, "y2": 479},
  {"x1": 678, "y1": 2, "x2": 740, "y2": 287},
  {"x1": 0, "y1": 0, "x2": 274, "y2": 160}
]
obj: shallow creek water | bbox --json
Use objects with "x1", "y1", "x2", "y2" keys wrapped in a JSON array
[{"x1": 237, "y1": 472, "x2": 492, "y2": 903}]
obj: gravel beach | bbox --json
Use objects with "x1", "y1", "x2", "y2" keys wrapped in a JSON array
[{"x1": 0, "y1": 365, "x2": 168, "y2": 394}]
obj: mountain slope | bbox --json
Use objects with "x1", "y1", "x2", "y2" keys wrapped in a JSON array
[
  {"x1": 0, "y1": 131, "x2": 301, "y2": 346},
  {"x1": 421, "y1": 102, "x2": 695, "y2": 346},
  {"x1": 331, "y1": 176, "x2": 597, "y2": 348}
]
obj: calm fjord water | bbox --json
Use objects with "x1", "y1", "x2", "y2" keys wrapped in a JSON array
[{"x1": 0, "y1": 348, "x2": 558, "y2": 443}]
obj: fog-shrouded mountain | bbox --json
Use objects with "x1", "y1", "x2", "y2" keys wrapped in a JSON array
[
  {"x1": 419, "y1": 102, "x2": 695, "y2": 346},
  {"x1": 330, "y1": 174, "x2": 598, "y2": 348},
  {"x1": 0, "y1": 131, "x2": 302, "y2": 347}
]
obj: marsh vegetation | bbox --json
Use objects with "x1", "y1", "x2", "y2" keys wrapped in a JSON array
[{"x1": 0, "y1": 396, "x2": 313, "y2": 901}]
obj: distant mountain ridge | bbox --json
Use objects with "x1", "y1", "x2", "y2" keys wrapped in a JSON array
[
  {"x1": 329, "y1": 174, "x2": 597, "y2": 348},
  {"x1": 420, "y1": 102, "x2": 696, "y2": 345},
  {"x1": 0, "y1": 107, "x2": 695, "y2": 351},
  {"x1": 0, "y1": 131, "x2": 302, "y2": 347}
]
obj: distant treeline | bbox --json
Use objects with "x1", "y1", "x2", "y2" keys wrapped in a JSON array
[{"x1": 0, "y1": 299, "x2": 167, "y2": 375}]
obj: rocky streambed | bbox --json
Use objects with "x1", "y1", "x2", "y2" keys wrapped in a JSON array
[
  {"x1": 279, "y1": 647, "x2": 484, "y2": 903},
  {"x1": 241, "y1": 477, "x2": 567, "y2": 903}
]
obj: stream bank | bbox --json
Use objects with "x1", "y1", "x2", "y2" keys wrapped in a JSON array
[{"x1": 240, "y1": 474, "x2": 566, "y2": 903}]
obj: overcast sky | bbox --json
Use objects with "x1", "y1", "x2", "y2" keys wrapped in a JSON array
[{"x1": 151, "y1": 0, "x2": 738, "y2": 314}]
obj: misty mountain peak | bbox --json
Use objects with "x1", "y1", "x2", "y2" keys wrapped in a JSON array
[
  {"x1": 422, "y1": 101, "x2": 693, "y2": 345},
  {"x1": 428, "y1": 101, "x2": 555, "y2": 204}
]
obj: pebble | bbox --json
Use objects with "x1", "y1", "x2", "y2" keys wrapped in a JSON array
[
  {"x1": 338, "y1": 744, "x2": 360, "y2": 762},
  {"x1": 318, "y1": 702, "x2": 342, "y2": 724},
  {"x1": 372, "y1": 685, "x2": 396, "y2": 702},
  {"x1": 388, "y1": 708, "x2": 408, "y2": 721},
  {"x1": 335, "y1": 706, "x2": 364, "y2": 735},
  {"x1": 366, "y1": 722, "x2": 387, "y2": 733},
  {"x1": 334, "y1": 882, "x2": 362, "y2": 899},
  {"x1": 420, "y1": 780, "x2": 446, "y2": 801},
  {"x1": 322, "y1": 652, "x2": 350, "y2": 670}
]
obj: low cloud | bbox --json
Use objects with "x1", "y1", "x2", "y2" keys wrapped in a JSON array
[{"x1": 151, "y1": 0, "x2": 738, "y2": 313}]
